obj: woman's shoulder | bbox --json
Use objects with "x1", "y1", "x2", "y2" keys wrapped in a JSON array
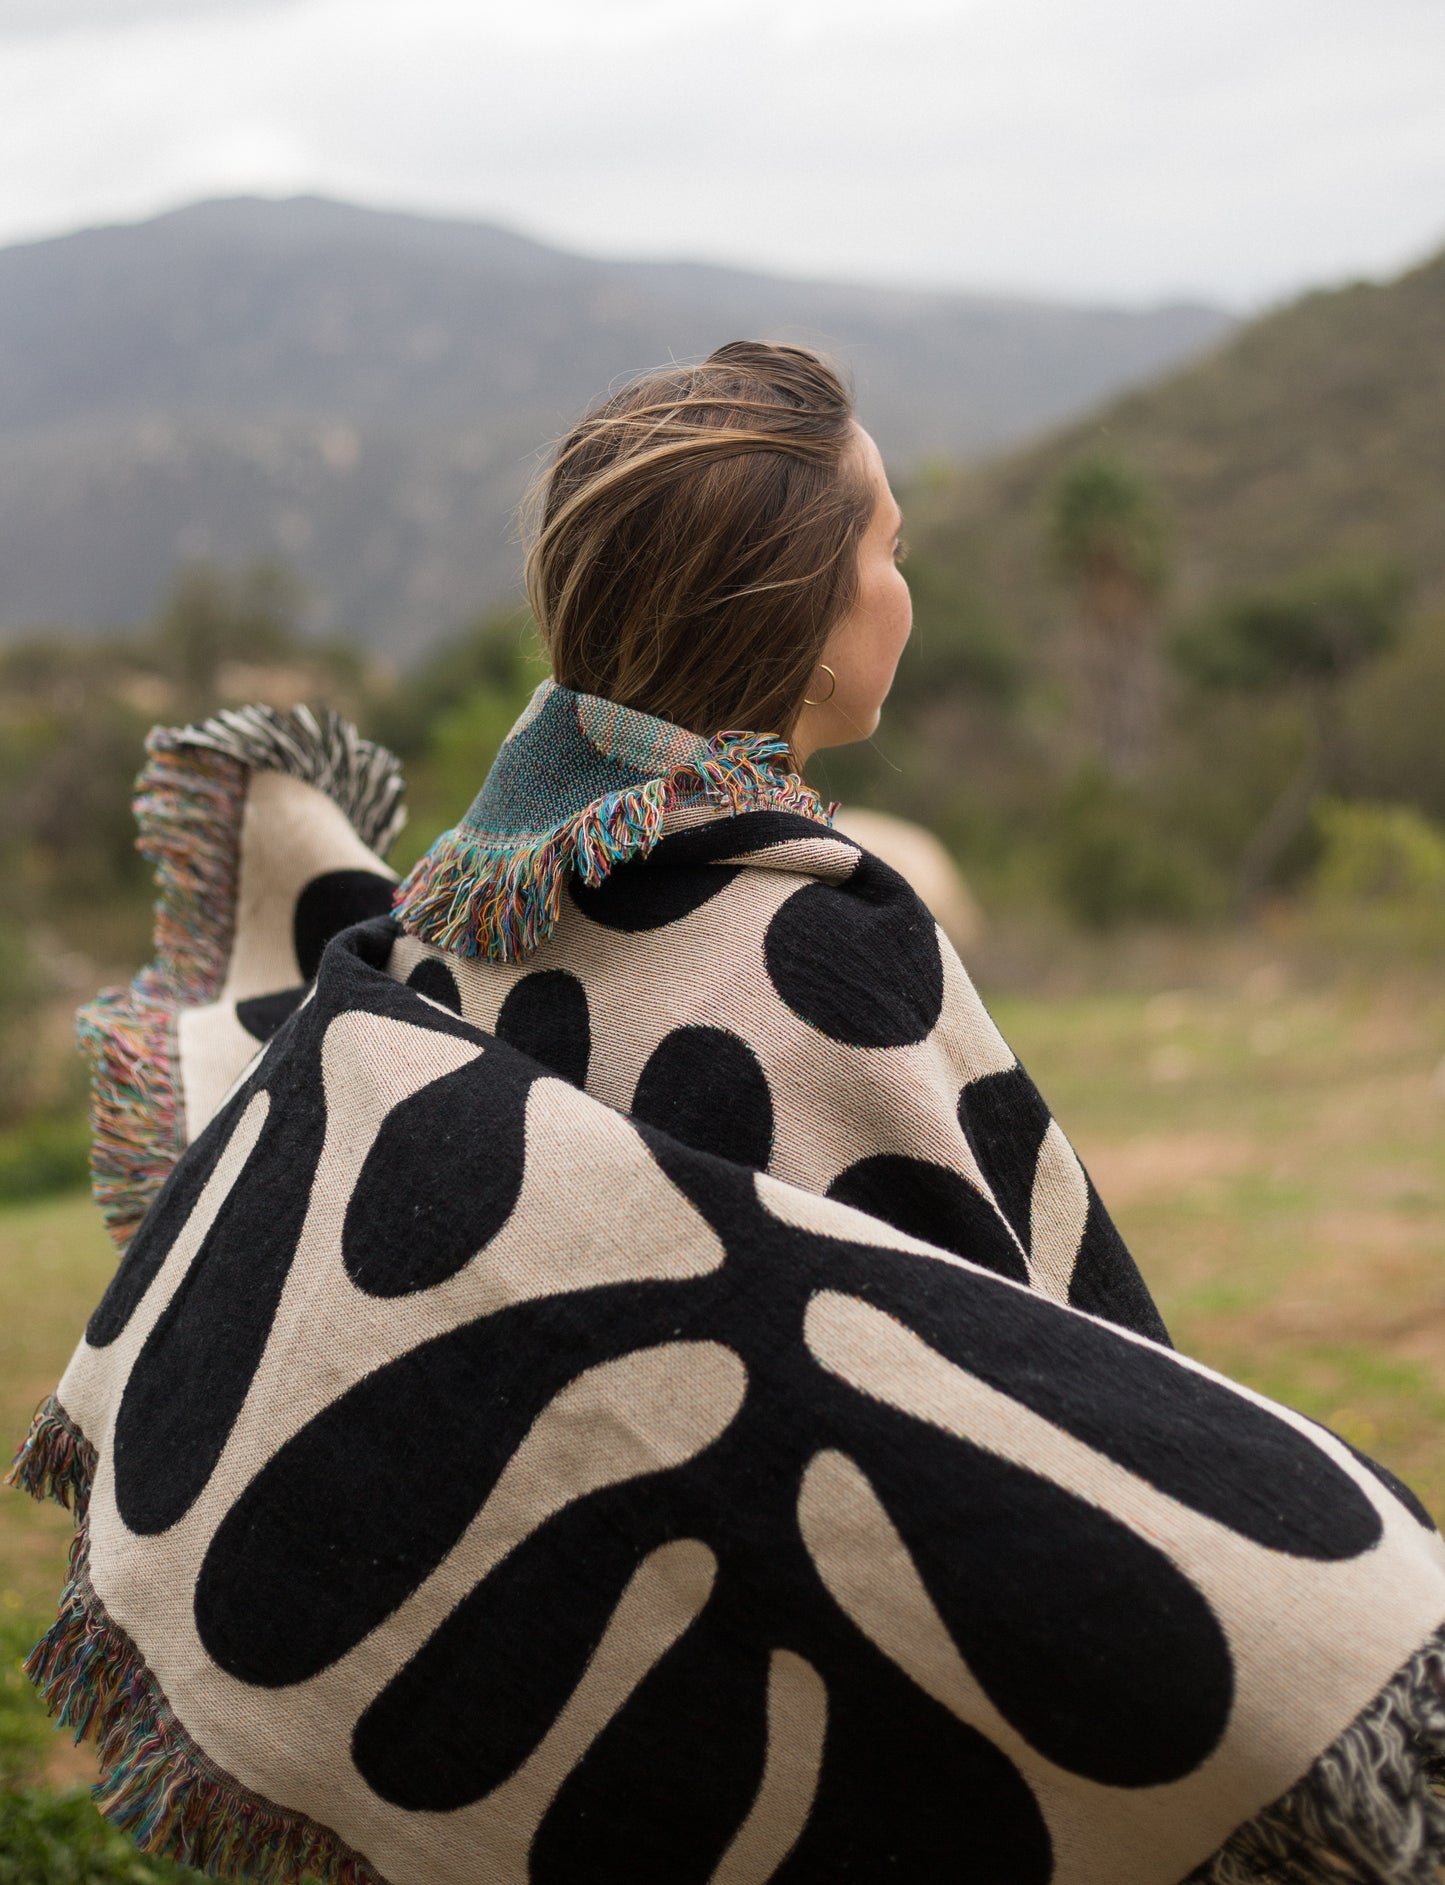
[
  {"x1": 573, "y1": 805, "x2": 961, "y2": 1062},
  {"x1": 390, "y1": 803, "x2": 956, "y2": 1058},
  {"x1": 640, "y1": 805, "x2": 865, "y2": 881}
]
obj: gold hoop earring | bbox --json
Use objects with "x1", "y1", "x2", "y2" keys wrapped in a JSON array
[{"x1": 803, "y1": 663, "x2": 837, "y2": 707}]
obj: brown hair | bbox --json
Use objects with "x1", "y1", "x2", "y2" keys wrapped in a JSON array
[{"x1": 523, "y1": 341, "x2": 874, "y2": 741}]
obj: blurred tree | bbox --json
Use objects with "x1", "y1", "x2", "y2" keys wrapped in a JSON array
[
  {"x1": 1173, "y1": 557, "x2": 1408, "y2": 907},
  {"x1": 886, "y1": 549, "x2": 1026, "y2": 713},
  {"x1": 8, "y1": 697, "x2": 153, "y2": 903},
  {"x1": 0, "y1": 919, "x2": 43, "y2": 1127},
  {"x1": 1050, "y1": 763, "x2": 1213, "y2": 929},
  {"x1": 368, "y1": 609, "x2": 546, "y2": 871},
  {"x1": 365, "y1": 607, "x2": 543, "y2": 760},
  {"x1": 1337, "y1": 608, "x2": 1445, "y2": 824},
  {"x1": 150, "y1": 559, "x2": 303, "y2": 702},
  {"x1": 1048, "y1": 457, "x2": 1170, "y2": 776}
]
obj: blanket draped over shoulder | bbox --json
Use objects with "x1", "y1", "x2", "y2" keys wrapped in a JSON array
[{"x1": 10, "y1": 688, "x2": 1445, "y2": 1885}]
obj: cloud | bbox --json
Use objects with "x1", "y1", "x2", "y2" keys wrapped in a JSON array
[
  {"x1": 0, "y1": 0, "x2": 1441, "y2": 305},
  {"x1": 0, "y1": 0, "x2": 303, "y2": 37}
]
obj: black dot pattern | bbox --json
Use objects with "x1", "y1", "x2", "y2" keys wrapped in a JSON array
[
  {"x1": 57, "y1": 808, "x2": 1443, "y2": 1885},
  {"x1": 1318, "y1": 1426, "x2": 1438, "y2": 1532},
  {"x1": 495, "y1": 971, "x2": 591, "y2": 1088},
  {"x1": 526, "y1": 1601, "x2": 771, "y2": 1885},
  {"x1": 86, "y1": 1078, "x2": 254, "y2": 1349},
  {"x1": 764, "y1": 853, "x2": 945, "y2": 1048},
  {"x1": 342, "y1": 1055, "x2": 531, "y2": 1297},
  {"x1": 569, "y1": 837, "x2": 740, "y2": 932},
  {"x1": 293, "y1": 869, "x2": 396, "y2": 981},
  {"x1": 957, "y1": 1066, "x2": 1052, "y2": 1250},
  {"x1": 630, "y1": 1026, "x2": 774, "y2": 1171},
  {"x1": 112, "y1": 1060, "x2": 327, "y2": 1536},
  {"x1": 1067, "y1": 1176, "x2": 1172, "y2": 1345},
  {"x1": 570, "y1": 812, "x2": 855, "y2": 941},
  {"x1": 405, "y1": 956, "x2": 462, "y2": 1014},
  {"x1": 236, "y1": 987, "x2": 306, "y2": 1042},
  {"x1": 861, "y1": 1409, "x2": 1233, "y2": 1786},
  {"x1": 847, "y1": 1233, "x2": 1384, "y2": 1562},
  {"x1": 827, "y1": 1154, "x2": 1030, "y2": 1285},
  {"x1": 386, "y1": 812, "x2": 1171, "y2": 1356}
]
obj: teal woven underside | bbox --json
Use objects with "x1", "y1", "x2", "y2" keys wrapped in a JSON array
[
  {"x1": 393, "y1": 679, "x2": 831, "y2": 961},
  {"x1": 457, "y1": 683, "x2": 662, "y2": 842}
]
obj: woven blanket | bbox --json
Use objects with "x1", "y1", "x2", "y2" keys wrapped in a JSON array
[{"x1": 11, "y1": 695, "x2": 1445, "y2": 1885}]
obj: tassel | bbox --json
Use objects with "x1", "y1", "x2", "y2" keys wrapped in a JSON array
[
  {"x1": 6, "y1": 1395, "x2": 96, "y2": 1512},
  {"x1": 393, "y1": 727, "x2": 835, "y2": 962},
  {"x1": 24, "y1": 1528, "x2": 381, "y2": 1884},
  {"x1": 393, "y1": 775, "x2": 670, "y2": 961},
  {"x1": 78, "y1": 707, "x2": 406, "y2": 1251},
  {"x1": 135, "y1": 707, "x2": 406, "y2": 1009},
  {"x1": 152, "y1": 704, "x2": 406, "y2": 860},
  {"x1": 1190, "y1": 1626, "x2": 1445, "y2": 1885},
  {"x1": 75, "y1": 992, "x2": 180, "y2": 1251}
]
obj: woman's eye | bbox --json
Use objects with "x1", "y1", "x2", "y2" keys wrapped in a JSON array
[{"x1": 893, "y1": 538, "x2": 909, "y2": 565}]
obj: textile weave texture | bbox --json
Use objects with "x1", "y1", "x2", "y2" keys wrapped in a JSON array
[{"x1": 11, "y1": 696, "x2": 1445, "y2": 1885}]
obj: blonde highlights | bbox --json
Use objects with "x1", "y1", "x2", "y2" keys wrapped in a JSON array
[{"x1": 524, "y1": 342, "x2": 874, "y2": 742}]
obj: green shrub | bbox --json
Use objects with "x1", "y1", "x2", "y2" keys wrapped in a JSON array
[
  {"x1": 1050, "y1": 767, "x2": 1216, "y2": 929},
  {"x1": 1309, "y1": 800, "x2": 1445, "y2": 951},
  {"x1": 0, "y1": 1614, "x2": 50, "y2": 1793},
  {"x1": 0, "y1": 1791, "x2": 212, "y2": 1883},
  {"x1": 1314, "y1": 800, "x2": 1445, "y2": 908},
  {"x1": 0, "y1": 928, "x2": 44, "y2": 1131},
  {"x1": 0, "y1": 1114, "x2": 90, "y2": 1208}
]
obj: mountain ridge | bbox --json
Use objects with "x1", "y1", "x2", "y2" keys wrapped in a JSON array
[
  {"x1": 0, "y1": 193, "x2": 1233, "y2": 650},
  {"x1": 906, "y1": 239, "x2": 1445, "y2": 630}
]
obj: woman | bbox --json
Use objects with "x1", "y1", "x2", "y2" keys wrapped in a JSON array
[
  {"x1": 389, "y1": 339, "x2": 1166, "y2": 1343},
  {"x1": 14, "y1": 342, "x2": 1445, "y2": 1885}
]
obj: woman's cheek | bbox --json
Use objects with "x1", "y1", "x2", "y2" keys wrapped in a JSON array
[{"x1": 885, "y1": 576, "x2": 913, "y2": 677}]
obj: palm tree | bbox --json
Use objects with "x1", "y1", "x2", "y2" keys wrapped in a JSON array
[
  {"x1": 1173, "y1": 557, "x2": 1408, "y2": 908},
  {"x1": 1048, "y1": 458, "x2": 1169, "y2": 776}
]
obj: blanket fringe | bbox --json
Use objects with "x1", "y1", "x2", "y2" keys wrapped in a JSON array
[
  {"x1": 391, "y1": 774, "x2": 670, "y2": 960},
  {"x1": 136, "y1": 706, "x2": 406, "y2": 1007},
  {"x1": 18, "y1": 1461, "x2": 382, "y2": 1884},
  {"x1": 74, "y1": 992, "x2": 180, "y2": 1252},
  {"x1": 1189, "y1": 1625, "x2": 1445, "y2": 1885},
  {"x1": 393, "y1": 727, "x2": 834, "y2": 961},
  {"x1": 128, "y1": 739, "x2": 250, "y2": 1009},
  {"x1": 5, "y1": 1395, "x2": 96, "y2": 1512},
  {"x1": 153, "y1": 704, "x2": 407, "y2": 860},
  {"x1": 77, "y1": 707, "x2": 406, "y2": 1250},
  {"x1": 12, "y1": 1404, "x2": 1445, "y2": 1884}
]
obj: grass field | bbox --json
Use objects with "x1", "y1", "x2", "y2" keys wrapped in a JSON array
[
  {"x1": 995, "y1": 957, "x2": 1445, "y2": 1516},
  {"x1": 1, "y1": 955, "x2": 1442, "y2": 1852}
]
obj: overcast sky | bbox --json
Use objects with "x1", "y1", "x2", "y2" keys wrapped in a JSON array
[{"x1": 1, "y1": 0, "x2": 1442, "y2": 308}]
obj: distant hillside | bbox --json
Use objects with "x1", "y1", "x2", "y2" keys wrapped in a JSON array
[
  {"x1": 909, "y1": 244, "x2": 1445, "y2": 629},
  {"x1": 0, "y1": 196, "x2": 1231, "y2": 651}
]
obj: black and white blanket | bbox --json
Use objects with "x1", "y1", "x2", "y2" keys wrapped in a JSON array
[{"x1": 11, "y1": 698, "x2": 1445, "y2": 1885}]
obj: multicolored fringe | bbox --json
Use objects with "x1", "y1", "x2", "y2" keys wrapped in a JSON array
[
  {"x1": 24, "y1": 1540, "x2": 382, "y2": 1883},
  {"x1": 75, "y1": 993, "x2": 182, "y2": 1252},
  {"x1": 6, "y1": 1395, "x2": 96, "y2": 1513},
  {"x1": 11, "y1": 1400, "x2": 379, "y2": 1882},
  {"x1": 15, "y1": 1399, "x2": 1445, "y2": 1885},
  {"x1": 1190, "y1": 1623, "x2": 1445, "y2": 1885},
  {"x1": 134, "y1": 708, "x2": 406, "y2": 1009},
  {"x1": 129, "y1": 741, "x2": 251, "y2": 1009},
  {"x1": 160, "y1": 705, "x2": 407, "y2": 861},
  {"x1": 76, "y1": 707, "x2": 406, "y2": 1252},
  {"x1": 394, "y1": 727, "x2": 837, "y2": 962}
]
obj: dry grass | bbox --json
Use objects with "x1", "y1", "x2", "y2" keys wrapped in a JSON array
[{"x1": 993, "y1": 961, "x2": 1445, "y2": 1517}]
